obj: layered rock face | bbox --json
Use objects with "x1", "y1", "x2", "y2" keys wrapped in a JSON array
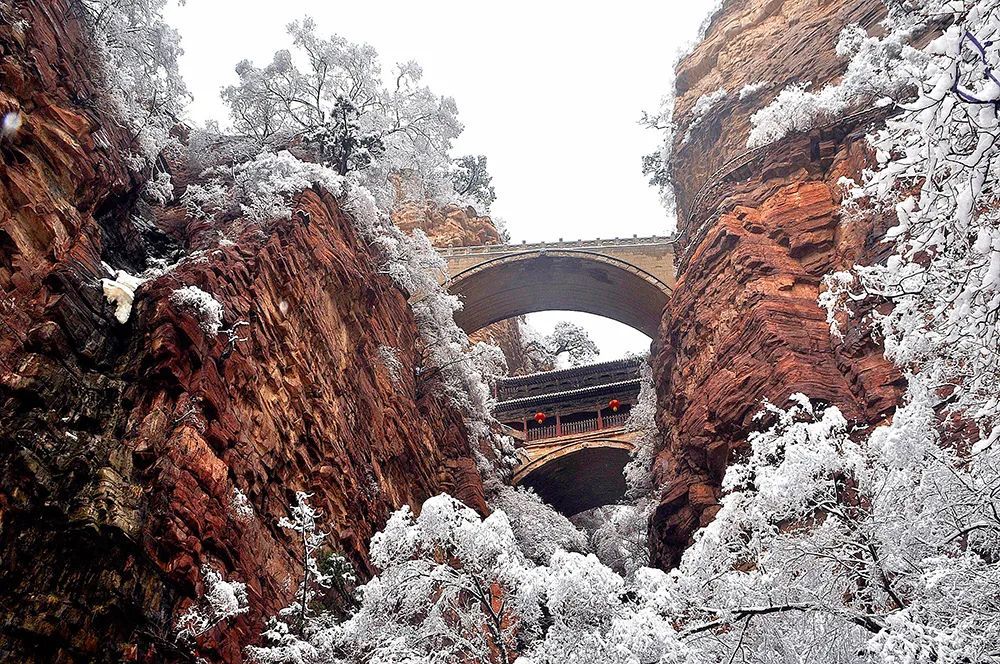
[
  {"x1": 0, "y1": 5, "x2": 484, "y2": 662},
  {"x1": 393, "y1": 200, "x2": 503, "y2": 247},
  {"x1": 649, "y1": 0, "x2": 904, "y2": 568}
]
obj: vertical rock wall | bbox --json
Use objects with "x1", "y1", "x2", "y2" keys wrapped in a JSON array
[
  {"x1": 0, "y1": 4, "x2": 484, "y2": 662},
  {"x1": 649, "y1": 0, "x2": 904, "y2": 568}
]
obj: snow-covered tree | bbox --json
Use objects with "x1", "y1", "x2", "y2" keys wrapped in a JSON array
[
  {"x1": 248, "y1": 494, "x2": 692, "y2": 664},
  {"x1": 80, "y1": 0, "x2": 188, "y2": 169},
  {"x1": 221, "y1": 17, "x2": 471, "y2": 209},
  {"x1": 450, "y1": 154, "x2": 497, "y2": 210},
  {"x1": 490, "y1": 484, "x2": 589, "y2": 564},
  {"x1": 806, "y1": 0, "x2": 1000, "y2": 458},
  {"x1": 277, "y1": 492, "x2": 338, "y2": 633},
  {"x1": 519, "y1": 551, "x2": 686, "y2": 664},
  {"x1": 658, "y1": 392, "x2": 1000, "y2": 662},
  {"x1": 572, "y1": 359, "x2": 659, "y2": 575},
  {"x1": 641, "y1": 95, "x2": 679, "y2": 221},
  {"x1": 520, "y1": 320, "x2": 600, "y2": 371},
  {"x1": 248, "y1": 494, "x2": 543, "y2": 664},
  {"x1": 571, "y1": 501, "x2": 653, "y2": 577},
  {"x1": 543, "y1": 321, "x2": 599, "y2": 366}
]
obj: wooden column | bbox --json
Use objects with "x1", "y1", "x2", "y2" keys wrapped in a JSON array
[
  {"x1": 555, "y1": 413, "x2": 562, "y2": 437},
  {"x1": 596, "y1": 408, "x2": 603, "y2": 430}
]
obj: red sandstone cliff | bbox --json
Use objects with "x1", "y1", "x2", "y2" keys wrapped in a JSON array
[
  {"x1": 649, "y1": 0, "x2": 905, "y2": 568},
  {"x1": 0, "y1": 4, "x2": 484, "y2": 662}
]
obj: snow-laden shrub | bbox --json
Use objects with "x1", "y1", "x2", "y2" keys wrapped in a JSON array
[
  {"x1": 233, "y1": 151, "x2": 345, "y2": 222},
  {"x1": 143, "y1": 168, "x2": 174, "y2": 204},
  {"x1": 738, "y1": 80, "x2": 770, "y2": 99},
  {"x1": 746, "y1": 20, "x2": 927, "y2": 147},
  {"x1": 170, "y1": 286, "x2": 224, "y2": 335},
  {"x1": 181, "y1": 150, "x2": 344, "y2": 223},
  {"x1": 230, "y1": 487, "x2": 254, "y2": 523},
  {"x1": 349, "y1": 186, "x2": 509, "y2": 458},
  {"x1": 681, "y1": 87, "x2": 727, "y2": 144},
  {"x1": 491, "y1": 485, "x2": 589, "y2": 564},
  {"x1": 642, "y1": 2, "x2": 731, "y2": 226},
  {"x1": 376, "y1": 345, "x2": 405, "y2": 387},
  {"x1": 1, "y1": 110, "x2": 23, "y2": 138},
  {"x1": 176, "y1": 566, "x2": 249, "y2": 640}
]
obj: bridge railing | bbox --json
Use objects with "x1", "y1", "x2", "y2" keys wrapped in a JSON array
[
  {"x1": 438, "y1": 235, "x2": 674, "y2": 257},
  {"x1": 525, "y1": 412, "x2": 629, "y2": 442}
]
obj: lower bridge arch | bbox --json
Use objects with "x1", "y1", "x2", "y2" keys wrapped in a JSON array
[{"x1": 513, "y1": 435, "x2": 636, "y2": 516}]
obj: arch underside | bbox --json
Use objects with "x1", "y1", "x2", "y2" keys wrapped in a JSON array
[
  {"x1": 516, "y1": 442, "x2": 632, "y2": 516},
  {"x1": 446, "y1": 251, "x2": 671, "y2": 338}
]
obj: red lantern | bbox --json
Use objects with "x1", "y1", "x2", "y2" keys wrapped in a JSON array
[
  {"x1": 534, "y1": 412, "x2": 546, "y2": 424},
  {"x1": 609, "y1": 399, "x2": 620, "y2": 412}
]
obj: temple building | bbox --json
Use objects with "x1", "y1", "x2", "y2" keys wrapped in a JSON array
[{"x1": 493, "y1": 357, "x2": 643, "y2": 515}]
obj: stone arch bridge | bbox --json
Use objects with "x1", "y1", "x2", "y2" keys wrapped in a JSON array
[{"x1": 438, "y1": 236, "x2": 675, "y2": 338}]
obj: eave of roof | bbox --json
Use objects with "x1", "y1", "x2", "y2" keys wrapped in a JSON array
[
  {"x1": 497, "y1": 356, "x2": 643, "y2": 389},
  {"x1": 494, "y1": 378, "x2": 641, "y2": 413}
]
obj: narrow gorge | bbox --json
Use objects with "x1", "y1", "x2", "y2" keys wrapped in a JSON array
[{"x1": 2, "y1": 0, "x2": 999, "y2": 662}]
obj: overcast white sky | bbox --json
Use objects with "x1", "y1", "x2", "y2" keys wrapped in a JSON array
[{"x1": 164, "y1": 1, "x2": 712, "y2": 362}]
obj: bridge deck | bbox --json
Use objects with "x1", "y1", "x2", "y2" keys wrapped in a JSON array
[{"x1": 437, "y1": 234, "x2": 674, "y2": 257}]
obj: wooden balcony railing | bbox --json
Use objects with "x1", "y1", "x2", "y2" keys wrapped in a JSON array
[{"x1": 525, "y1": 412, "x2": 628, "y2": 442}]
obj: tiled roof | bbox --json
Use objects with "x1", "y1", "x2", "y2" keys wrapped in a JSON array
[{"x1": 494, "y1": 378, "x2": 641, "y2": 413}]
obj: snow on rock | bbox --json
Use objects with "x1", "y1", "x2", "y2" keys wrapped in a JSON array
[
  {"x1": 170, "y1": 285, "x2": 225, "y2": 335},
  {"x1": 101, "y1": 269, "x2": 145, "y2": 324}
]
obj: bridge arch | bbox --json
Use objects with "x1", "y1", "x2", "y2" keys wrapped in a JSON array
[
  {"x1": 514, "y1": 436, "x2": 636, "y2": 516},
  {"x1": 445, "y1": 249, "x2": 672, "y2": 338}
]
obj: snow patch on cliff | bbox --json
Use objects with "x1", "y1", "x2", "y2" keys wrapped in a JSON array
[
  {"x1": 101, "y1": 269, "x2": 145, "y2": 324},
  {"x1": 170, "y1": 285, "x2": 224, "y2": 335}
]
